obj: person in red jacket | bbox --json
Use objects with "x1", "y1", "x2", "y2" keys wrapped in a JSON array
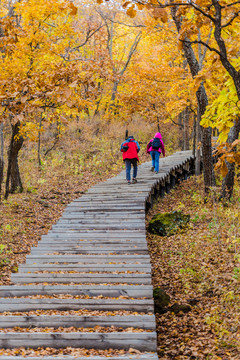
[{"x1": 120, "y1": 135, "x2": 140, "y2": 184}]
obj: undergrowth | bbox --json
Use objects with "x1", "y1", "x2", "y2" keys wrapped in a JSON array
[{"x1": 146, "y1": 175, "x2": 240, "y2": 360}]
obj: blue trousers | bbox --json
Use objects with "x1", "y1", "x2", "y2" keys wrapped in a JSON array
[
  {"x1": 150, "y1": 151, "x2": 160, "y2": 172},
  {"x1": 125, "y1": 159, "x2": 138, "y2": 181}
]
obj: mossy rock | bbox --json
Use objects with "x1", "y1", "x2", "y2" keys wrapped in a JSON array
[
  {"x1": 168, "y1": 303, "x2": 192, "y2": 314},
  {"x1": 153, "y1": 288, "x2": 170, "y2": 314},
  {"x1": 148, "y1": 211, "x2": 190, "y2": 236}
]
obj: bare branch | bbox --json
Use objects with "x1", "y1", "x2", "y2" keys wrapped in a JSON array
[
  {"x1": 168, "y1": 114, "x2": 184, "y2": 128},
  {"x1": 226, "y1": 1, "x2": 240, "y2": 7},
  {"x1": 134, "y1": 1, "x2": 216, "y2": 22},
  {"x1": 120, "y1": 31, "x2": 142, "y2": 76},
  {"x1": 44, "y1": 137, "x2": 59, "y2": 156},
  {"x1": 59, "y1": 55, "x2": 97, "y2": 62},
  {"x1": 222, "y1": 11, "x2": 240, "y2": 28},
  {"x1": 70, "y1": 24, "x2": 104, "y2": 51},
  {"x1": 182, "y1": 38, "x2": 221, "y2": 57},
  {"x1": 103, "y1": 17, "x2": 145, "y2": 28},
  {"x1": 199, "y1": 26, "x2": 213, "y2": 69}
]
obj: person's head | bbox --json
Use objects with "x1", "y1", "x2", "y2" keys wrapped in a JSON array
[
  {"x1": 128, "y1": 135, "x2": 134, "y2": 139},
  {"x1": 155, "y1": 132, "x2": 162, "y2": 139}
]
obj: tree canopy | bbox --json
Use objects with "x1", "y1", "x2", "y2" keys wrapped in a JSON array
[{"x1": 0, "y1": 0, "x2": 239, "y2": 198}]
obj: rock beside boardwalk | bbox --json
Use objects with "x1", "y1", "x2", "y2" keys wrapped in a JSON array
[{"x1": 148, "y1": 211, "x2": 190, "y2": 236}]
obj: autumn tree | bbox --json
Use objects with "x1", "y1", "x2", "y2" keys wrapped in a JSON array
[
  {"x1": 116, "y1": 0, "x2": 240, "y2": 198},
  {"x1": 0, "y1": 0, "x2": 87, "y2": 198},
  {"x1": 170, "y1": 0, "x2": 240, "y2": 199}
]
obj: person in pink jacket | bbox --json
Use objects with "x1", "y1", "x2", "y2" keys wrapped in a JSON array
[{"x1": 147, "y1": 132, "x2": 165, "y2": 173}]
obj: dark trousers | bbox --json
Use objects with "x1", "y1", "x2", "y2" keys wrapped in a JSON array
[{"x1": 125, "y1": 158, "x2": 138, "y2": 181}]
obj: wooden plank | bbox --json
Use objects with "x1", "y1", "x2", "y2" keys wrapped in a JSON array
[
  {"x1": 33, "y1": 241, "x2": 148, "y2": 247},
  {"x1": 39, "y1": 240, "x2": 147, "y2": 245},
  {"x1": 72, "y1": 200, "x2": 145, "y2": 204},
  {"x1": 11, "y1": 273, "x2": 151, "y2": 285},
  {"x1": 17, "y1": 264, "x2": 151, "y2": 273},
  {"x1": 25, "y1": 259, "x2": 150, "y2": 265},
  {"x1": 43, "y1": 231, "x2": 146, "y2": 236},
  {"x1": 0, "y1": 354, "x2": 159, "y2": 360},
  {"x1": 34, "y1": 243, "x2": 147, "y2": 248},
  {"x1": 62, "y1": 208, "x2": 145, "y2": 213},
  {"x1": 30, "y1": 248, "x2": 148, "y2": 253},
  {"x1": 51, "y1": 226, "x2": 146, "y2": 231},
  {"x1": 73, "y1": 194, "x2": 148, "y2": 199},
  {"x1": 0, "y1": 298, "x2": 154, "y2": 313},
  {"x1": 57, "y1": 218, "x2": 144, "y2": 223},
  {"x1": 42, "y1": 235, "x2": 146, "y2": 240},
  {"x1": 25, "y1": 255, "x2": 150, "y2": 264},
  {"x1": 71, "y1": 199, "x2": 147, "y2": 203},
  {"x1": 41, "y1": 234, "x2": 147, "y2": 240},
  {"x1": 47, "y1": 231, "x2": 146, "y2": 235},
  {"x1": 54, "y1": 221, "x2": 144, "y2": 226},
  {"x1": 52, "y1": 218, "x2": 145, "y2": 224},
  {"x1": 30, "y1": 244, "x2": 148, "y2": 250},
  {"x1": 66, "y1": 204, "x2": 144, "y2": 209},
  {"x1": 0, "y1": 285, "x2": 153, "y2": 297},
  {"x1": 49, "y1": 230, "x2": 146, "y2": 235},
  {"x1": 87, "y1": 186, "x2": 151, "y2": 190},
  {"x1": 52, "y1": 222, "x2": 145, "y2": 227},
  {"x1": 62, "y1": 211, "x2": 145, "y2": 215},
  {"x1": 47, "y1": 228, "x2": 145, "y2": 232},
  {"x1": 29, "y1": 249, "x2": 148, "y2": 255},
  {"x1": 27, "y1": 252, "x2": 149, "y2": 257},
  {"x1": 0, "y1": 315, "x2": 156, "y2": 330},
  {"x1": 66, "y1": 206, "x2": 145, "y2": 210},
  {"x1": 0, "y1": 332, "x2": 157, "y2": 351},
  {"x1": 60, "y1": 218, "x2": 146, "y2": 222},
  {"x1": 32, "y1": 241, "x2": 147, "y2": 246},
  {"x1": 42, "y1": 230, "x2": 146, "y2": 240},
  {"x1": 85, "y1": 190, "x2": 150, "y2": 195}
]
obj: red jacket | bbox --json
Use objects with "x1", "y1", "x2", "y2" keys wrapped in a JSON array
[{"x1": 121, "y1": 138, "x2": 140, "y2": 161}]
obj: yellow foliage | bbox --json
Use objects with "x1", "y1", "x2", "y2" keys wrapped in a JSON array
[
  {"x1": 151, "y1": 8, "x2": 168, "y2": 23},
  {"x1": 126, "y1": 5, "x2": 136, "y2": 18}
]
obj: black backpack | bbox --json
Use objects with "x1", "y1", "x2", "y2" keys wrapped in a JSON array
[
  {"x1": 122, "y1": 144, "x2": 129, "y2": 152},
  {"x1": 152, "y1": 137, "x2": 161, "y2": 150}
]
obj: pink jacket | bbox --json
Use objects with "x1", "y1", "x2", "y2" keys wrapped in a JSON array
[{"x1": 147, "y1": 132, "x2": 165, "y2": 156}]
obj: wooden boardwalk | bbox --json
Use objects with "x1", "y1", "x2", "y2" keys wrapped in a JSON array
[{"x1": 0, "y1": 151, "x2": 194, "y2": 360}]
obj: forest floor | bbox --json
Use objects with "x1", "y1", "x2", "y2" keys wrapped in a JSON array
[
  {"x1": 0, "y1": 156, "x2": 239, "y2": 360},
  {"x1": 146, "y1": 176, "x2": 240, "y2": 360}
]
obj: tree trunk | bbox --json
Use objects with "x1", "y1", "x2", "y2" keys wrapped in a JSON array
[
  {"x1": 183, "y1": 106, "x2": 190, "y2": 150},
  {"x1": 0, "y1": 123, "x2": 4, "y2": 198},
  {"x1": 192, "y1": 113, "x2": 196, "y2": 158},
  {"x1": 195, "y1": 107, "x2": 202, "y2": 175},
  {"x1": 196, "y1": 83, "x2": 215, "y2": 192},
  {"x1": 110, "y1": 80, "x2": 120, "y2": 104},
  {"x1": 109, "y1": 79, "x2": 120, "y2": 114},
  {"x1": 212, "y1": 0, "x2": 240, "y2": 101},
  {"x1": 178, "y1": 112, "x2": 184, "y2": 150},
  {"x1": 221, "y1": 118, "x2": 240, "y2": 200},
  {"x1": 38, "y1": 113, "x2": 43, "y2": 167},
  {"x1": 171, "y1": 6, "x2": 215, "y2": 192},
  {"x1": 5, "y1": 121, "x2": 24, "y2": 199}
]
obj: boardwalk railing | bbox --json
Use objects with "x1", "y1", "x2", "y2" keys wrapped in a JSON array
[{"x1": 0, "y1": 151, "x2": 194, "y2": 360}]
